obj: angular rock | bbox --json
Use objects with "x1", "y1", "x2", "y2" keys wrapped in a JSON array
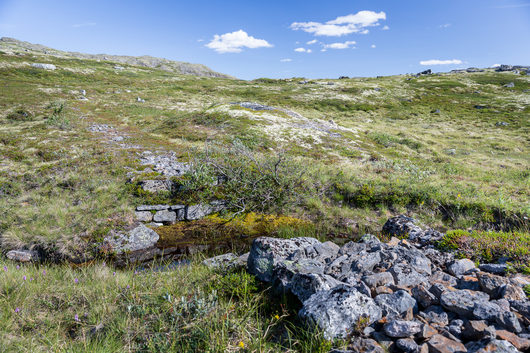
[
  {"x1": 272, "y1": 258, "x2": 325, "y2": 294},
  {"x1": 375, "y1": 290, "x2": 417, "y2": 319},
  {"x1": 384, "y1": 320, "x2": 421, "y2": 338},
  {"x1": 496, "y1": 330, "x2": 530, "y2": 351},
  {"x1": 466, "y1": 339, "x2": 519, "y2": 353},
  {"x1": 427, "y1": 334, "x2": 467, "y2": 353},
  {"x1": 382, "y1": 215, "x2": 424, "y2": 239},
  {"x1": 363, "y1": 272, "x2": 395, "y2": 289},
  {"x1": 247, "y1": 237, "x2": 320, "y2": 282},
  {"x1": 299, "y1": 285, "x2": 382, "y2": 339},
  {"x1": 290, "y1": 273, "x2": 343, "y2": 302},
  {"x1": 431, "y1": 271, "x2": 458, "y2": 288},
  {"x1": 390, "y1": 263, "x2": 429, "y2": 287},
  {"x1": 396, "y1": 338, "x2": 418, "y2": 353},
  {"x1": 290, "y1": 241, "x2": 339, "y2": 264},
  {"x1": 479, "y1": 264, "x2": 508, "y2": 275},
  {"x1": 420, "y1": 305, "x2": 450, "y2": 326},
  {"x1": 186, "y1": 202, "x2": 224, "y2": 220},
  {"x1": 440, "y1": 289, "x2": 490, "y2": 317},
  {"x1": 153, "y1": 209, "x2": 176, "y2": 224},
  {"x1": 458, "y1": 276, "x2": 481, "y2": 291},
  {"x1": 495, "y1": 311, "x2": 522, "y2": 333},
  {"x1": 477, "y1": 272, "x2": 509, "y2": 298},
  {"x1": 135, "y1": 211, "x2": 153, "y2": 222},
  {"x1": 6, "y1": 250, "x2": 38, "y2": 262},
  {"x1": 448, "y1": 259, "x2": 476, "y2": 277},
  {"x1": 472, "y1": 301, "x2": 503, "y2": 322},
  {"x1": 510, "y1": 300, "x2": 530, "y2": 318},
  {"x1": 202, "y1": 253, "x2": 241, "y2": 271},
  {"x1": 349, "y1": 338, "x2": 385, "y2": 353},
  {"x1": 499, "y1": 284, "x2": 526, "y2": 301},
  {"x1": 412, "y1": 285, "x2": 438, "y2": 308},
  {"x1": 461, "y1": 320, "x2": 494, "y2": 341}
]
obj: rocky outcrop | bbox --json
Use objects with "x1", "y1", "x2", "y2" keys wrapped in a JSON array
[
  {"x1": 229, "y1": 215, "x2": 530, "y2": 351},
  {"x1": 134, "y1": 201, "x2": 225, "y2": 225}
]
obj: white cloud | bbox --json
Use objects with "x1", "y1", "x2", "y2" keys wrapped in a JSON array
[
  {"x1": 323, "y1": 40, "x2": 356, "y2": 50},
  {"x1": 197, "y1": 39, "x2": 204, "y2": 42},
  {"x1": 280, "y1": 58, "x2": 292, "y2": 62},
  {"x1": 439, "y1": 23, "x2": 451, "y2": 28},
  {"x1": 295, "y1": 47, "x2": 312, "y2": 53},
  {"x1": 492, "y1": 64, "x2": 501, "y2": 68},
  {"x1": 371, "y1": 44, "x2": 376, "y2": 48},
  {"x1": 72, "y1": 22, "x2": 96, "y2": 28},
  {"x1": 206, "y1": 30, "x2": 272, "y2": 53},
  {"x1": 382, "y1": 25, "x2": 390, "y2": 30},
  {"x1": 420, "y1": 59, "x2": 463, "y2": 65},
  {"x1": 307, "y1": 39, "x2": 318, "y2": 45},
  {"x1": 290, "y1": 10, "x2": 386, "y2": 36}
]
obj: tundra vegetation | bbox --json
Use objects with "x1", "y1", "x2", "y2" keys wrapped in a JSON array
[{"x1": 0, "y1": 41, "x2": 529, "y2": 352}]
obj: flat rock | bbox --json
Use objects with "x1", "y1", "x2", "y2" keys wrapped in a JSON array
[
  {"x1": 135, "y1": 211, "x2": 153, "y2": 222},
  {"x1": 140, "y1": 180, "x2": 174, "y2": 193},
  {"x1": 290, "y1": 272, "x2": 344, "y2": 302},
  {"x1": 299, "y1": 285, "x2": 382, "y2": 339},
  {"x1": 466, "y1": 339, "x2": 519, "y2": 353},
  {"x1": 448, "y1": 259, "x2": 476, "y2": 277},
  {"x1": 427, "y1": 334, "x2": 467, "y2": 353},
  {"x1": 383, "y1": 320, "x2": 421, "y2": 338},
  {"x1": 103, "y1": 224, "x2": 159, "y2": 254},
  {"x1": 420, "y1": 305, "x2": 450, "y2": 326},
  {"x1": 6, "y1": 250, "x2": 38, "y2": 262},
  {"x1": 440, "y1": 289, "x2": 490, "y2": 317},
  {"x1": 202, "y1": 253, "x2": 247, "y2": 271},
  {"x1": 396, "y1": 338, "x2": 419, "y2": 353},
  {"x1": 31, "y1": 63, "x2": 56, "y2": 70},
  {"x1": 136, "y1": 204, "x2": 170, "y2": 211},
  {"x1": 496, "y1": 330, "x2": 530, "y2": 351},
  {"x1": 153, "y1": 209, "x2": 176, "y2": 224}
]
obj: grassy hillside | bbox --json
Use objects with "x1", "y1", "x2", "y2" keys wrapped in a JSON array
[{"x1": 0, "y1": 46, "x2": 529, "y2": 352}]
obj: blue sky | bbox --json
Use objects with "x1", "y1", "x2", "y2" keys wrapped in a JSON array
[{"x1": 1, "y1": 0, "x2": 529, "y2": 79}]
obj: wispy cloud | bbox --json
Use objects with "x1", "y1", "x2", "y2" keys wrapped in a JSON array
[
  {"x1": 371, "y1": 44, "x2": 376, "y2": 48},
  {"x1": 420, "y1": 59, "x2": 463, "y2": 65},
  {"x1": 439, "y1": 23, "x2": 451, "y2": 28},
  {"x1": 294, "y1": 47, "x2": 312, "y2": 53},
  {"x1": 290, "y1": 10, "x2": 386, "y2": 36},
  {"x1": 322, "y1": 40, "x2": 356, "y2": 50},
  {"x1": 206, "y1": 30, "x2": 272, "y2": 53},
  {"x1": 381, "y1": 25, "x2": 390, "y2": 30},
  {"x1": 280, "y1": 58, "x2": 292, "y2": 62},
  {"x1": 306, "y1": 39, "x2": 318, "y2": 45},
  {"x1": 72, "y1": 22, "x2": 96, "y2": 28}
]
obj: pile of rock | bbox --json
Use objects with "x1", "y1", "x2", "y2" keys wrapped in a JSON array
[
  {"x1": 135, "y1": 201, "x2": 225, "y2": 226},
  {"x1": 206, "y1": 216, "x2": 530, "y2": 352}
]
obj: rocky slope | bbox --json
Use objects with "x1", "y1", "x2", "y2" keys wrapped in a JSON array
[
  {"x1": 205, "y1": 215, "x2": 530, "y2": 353},
  {"x1": 0, "y1": 37, "x2": 231, "y2": 78}
]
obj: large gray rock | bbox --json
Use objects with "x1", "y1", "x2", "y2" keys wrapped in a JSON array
[
  {"x1": 271, "y1": 258, "x2": 326, "y2": 294},
  {"x1": 390, "y1": 263, "x2": 429, "y2": 287},
  {"x1": 477, "y1": 272, "x2": 509, "y2": 298},
  {"x1": 135, "y1": 211, "x2": 153, "y2": 222},
  {"x1": 153, "y1": 209, "x2": 176, "y2": 224},
  {"x1": 299, "y1": 285, "x2": 382, "y2": 339},
  {"x1": 31, "y1": 63, "x2": 56, "y2": 70},
  {"x1": 247, "y1": 237, "x2": 320, "y2": 282},
  {"x1": 290, "y1": 273, "x2": 344, "y2": 302},
  {"x1": 6, "y1": 250, "x2": 38, "y2": 262},
  {"x1": 382, "y1": 215, "x2": 423, "y2": 239},
  {"x1": 202, "y1": 253, "x2": 248, "y2": 272},
  {"x1": 136, "y1": 204, "x2": 170, "y2": 211},
  {"x1": 290, "y1": 241, "x2": 339, "y2": 264},
  {"x1": 472, "y1": 301, "x2": 503, "y2": 321},
  {"x1": 103, "y1": 224, "x2": 159, "y2": 254},
  {"x1": 510, "y1": 300, "x2": 530, "y2": 318},
  {"x1": 363, "y1": 272, "x2": 395, "y2": 289},
  {"x1": 428, "y1": 334, "x2": 467, "y2": 353},
  {"x1": 466, "y1": 339, "x2": 519, "y2": 353},
  {"x1": 419, "y1": 305, "x2": 450, "y2": 326},
  {"x1": 375, "y1": 290, "x2": 417, "y2": 319},
  {"x1": 448, "y1": 259, "x2": 476, "y2": 277},
  {"x1": 412, "y1": 285, "x2": 438, "y2": 308},
  {"x1": 185, "y1": 201, "x2": 224, "y2": 220},
  {"x1": 383, "y1": 320, "x2": 421, "y2": 338},
  {"x1": 440, "y1": 289, "x2": 489, "y2": 317},
  {"x1": 495, "y1": 311, "x2": 522, "y2": 333}
]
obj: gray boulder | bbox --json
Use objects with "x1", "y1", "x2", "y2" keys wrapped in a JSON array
[
  {"x1": 136, "y1": 204, "x2": 170, "y2": 211},
  {"x1": 140, "y1": 180, "x2": 174, "y2": 193},
  {"x1": 440, "y1": 289, "x2": 489, "y2": 317},
  {"x1": 503, "y1": 82, "x2": 515, "y2": 88},
  {"x1": 375, "y1": 290, "x2": 417, "y2": 319},
  {"x1": 186, "y1": 201, "x2": 224, "y2": 220},
  {"x1": 104, "y1": 224, "x2": 159, "y2": 254},
  {"x1": 427, "y1": 334, "x2": 467, "y2": 353},
  {"x1": 290, "y1": 273, "x2": 344, "y2": 302},
  {"x1": 390, "y1": 263, "x2": 429, "y2": 287},
  {"x1": 448, "y1": 259, "x2": 476, "y2": 277},
  {"x1": 412, "y1": 285, "x2": 438, "y2": 308},
  {"x1": 382, "y1": 215, "x2": 423, "y2": 239},
  {"x1": 363, "y1": 272, "x2": 395, "y2": 289},
  {"x1": 299, "y1": 285, "x2": 382, "y2": 339},
  {"x1": 420, "y1": 305, "x2": 450, "y2": 326},
  {"x1": 495, "y1": 311, "x2": 522, "y2": 333},
  {"x1": 247, "y1": 237, "x2": 320, "y2": 282},
  {"x1": 472, "y1": 301, "x2": 503, "y2": 322},
  {"x1": 466, "y1": 339, "x2": 519, "y2": 353},
  {"x1": 202, "y1": 253, "x2": 248, "y2": 271},
  {"x1": 396, "y1": 338, "x2": 419, "y2": 353},
  {"x1": 135, "y1": 211, "x2": 153, "y2": 222},
  {"x1": 383, "y1": 320, "x2": 421, "y2": 338}
]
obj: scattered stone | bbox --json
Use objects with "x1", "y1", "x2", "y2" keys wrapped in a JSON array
[
  {"x1": 495, "y1": 310, "x2": 522, "y2": 333},
  {"x1": 31, "y1": 63, "x2": 56, "y2": 70},
  {"x1": 461, "y1": 320, "x2": 494, "y2": 341},
  {"x1": 299, "y1": 285, "x2": 382, "y2": 339},
  {"x1": 349, "y1": 338, "x2": 385, "y2": 353},
  {"x1": 140, "y1": 180, "x2": 175, "y2": 193},
  {"x1": 390, "y1": 263, "x2": 429, "y2": 287},
  {"x1": 137, "y1": 97, "x2": 145, "y2": 102},
  {"x1": 472, "y1": 301, "x2": 503, "y2": 322},
  {"x1": 479, "y1": 263, "x2": 508, "y2": 275},
  {"x1": 448, "y1": 259, "x2": 476, "y2": 277},
  {"x1": 186, "y1": 202, "x2": 224, "y2": 221},
  {"x1": 495, "y1": 122, "x2": 509, "y2": 127},
  {"x1": 384, "y1": 320, "x2": 421, "y2": 338},
  {"x1": 290, "y1": 273, "x2": 343, "y2": 302},
  {"x1": 363, "y1": 272, "x2": 395, "y2": 289},
  {"x1": 396, "y1": 338, "x2": 419, "y2": 353},
  {"x1": 412, "y1": 285, "x2": 438, "y2": 308},
  {"x1": 503, "y1": 82, "x2": 515, "y2": 88},
  {"x1": 202, "y1": 253, "x2": 248, "y2": 272},
  {"x1": 477, "y1": 272, "x2": 509, "y2": 298},
  {"x1": 136, "y1": 204, "x2": 170, "y2": 211},
  {"x1": 6, "y1": 250, "x2": 38, "y2": 262},
  {"x1": 420, "y1": 305, "x2": 450, "y2": 326},
  {"x1": 499, "y1": 284, "x2": 526, "y2": 301}
]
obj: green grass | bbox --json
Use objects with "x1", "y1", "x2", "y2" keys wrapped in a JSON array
[{"x1": 0, "y1": 258, "x2": 343, "y2": 352}]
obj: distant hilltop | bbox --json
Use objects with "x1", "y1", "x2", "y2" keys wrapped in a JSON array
[{"x1": 0, "y1": 37, "x2": 232, "y2": 78}]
